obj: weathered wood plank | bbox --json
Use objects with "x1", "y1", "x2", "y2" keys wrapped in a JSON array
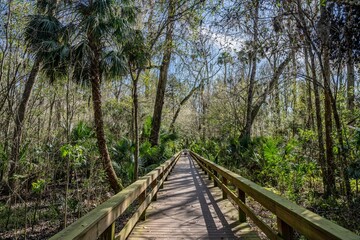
[{"x1": 128, "y1": 155, "x2": 260, "y2": 240}]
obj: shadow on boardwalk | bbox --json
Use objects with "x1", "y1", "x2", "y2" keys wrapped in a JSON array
[{"x1": 128, "y1": 155, "x2": 259, "y2": 239}]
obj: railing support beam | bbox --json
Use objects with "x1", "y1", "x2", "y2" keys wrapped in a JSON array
[
  {"x1": 213, "y1": 170, "x2": 218, "y2": 187},
  {"x1": 222, "y1": 177, "x2": 227, "y2": 199},
  {"x1": 152, "y1": 179, "x2": 158, "y2": 201},
  {"x1": 277, "y1": 217, "x2": 294, "y2": 240},
  {"x1": 99, "y1": 222, "x2": 115, "y2": 240},
  {"x1": 139, "y1": 191, "x2": 146, "y2": 221},
  {"x1": 238, "y1": 188, "x2": 246, "y2": 223}
]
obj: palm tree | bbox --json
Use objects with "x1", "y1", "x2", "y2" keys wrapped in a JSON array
[
  {"x1": 217, "y1": 52, "x2": 232, "y2": 85},
  {"x1": 7, "y1": 0, "x2": 142, "y2": 193},
  {"x1": 67, "y1": 0, "x2": 140, "y2": 192}
]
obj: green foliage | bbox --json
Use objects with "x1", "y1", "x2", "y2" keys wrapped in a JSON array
[
  {"x1": 189, "y1": 139, "x2": 222, "y2": 162},
  {"x1": 71, "y1": 121, "x2": 94, "y2": 143},
  {"x1": 142, "y1": 116, "x2": 153, "y2": 139},
  {"x1": 68, "y1": 0, "x2": 140, "y2": 84},
  {"x1": 123, "y1": 29, "x2": 149, "y2": 68},
  {"x1": 140, "y1": 131, "x2": 178, "y2": 168},
  {"x1": 67, "y1": 197, "x2": 80, "y2": 214},
  {"x1": 60, "y1": 144, "x2": 86, "y2": 168},
  {"x1": 31, "y1": 179, "x2": 46, "y2": 194},
  {"x1": 111, "y1": 138, "x2": 134, "y2": 185},
  {"x1": 109, "y1": 130, "x2": 178, "y2": 185},
  {"x1": 0, "y1": 144, "x2": 7, "y2": 176},
  {"x1": 140, "y1": 141, "x2": 164, "y2": 167},
  {"x1": 354, "y1": 130, "x2": 360, "y2": 149},
  {"x1": 348, "y1": 160, "x2": 360, "y2": 180},
  {"x1": 190, "y1": 135, "x2": 318, "y2": 198}
]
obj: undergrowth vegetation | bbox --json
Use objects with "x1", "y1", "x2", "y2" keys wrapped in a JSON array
[
  {"x1": 188, "y1": 130, "x2": 360, "y2": 234},
  {"x1": 0, "y1": 120, "x2": 179, "y2": 239}
]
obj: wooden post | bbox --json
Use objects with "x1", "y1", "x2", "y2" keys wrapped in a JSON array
[
  {"x1": 203, "y1": 164, "x2": 207, "y2": 175},
  {"x1": 214, "y1": 170, "x2": 218, "y2": 187},
  {"x1": 222, "y1": 176, "x2": 227, "y2": 199},
  {"x1": 159, "y1": 172, "x2": 164, "y2": 189},
  {"x1": 151, "y1": 179, "x2": 158, "y2": 201},
  {"x1": 277, "y1": 217, "x2": 294, "y2": 240},
  {"x1": 99, "y1": 222, "x2": 115, "y2": 240},
  {"x1": 140, "y1": 191, "x2": 146, "y2": 221},
  {"x1": 238, "y1": 188, "x2": 246, "y2": 223},
  {"x1": 169, "y1": 164, "x2": 174, "y2": 175}
]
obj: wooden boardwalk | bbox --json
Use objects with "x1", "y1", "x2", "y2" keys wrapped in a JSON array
[{"x1": 128, "y1": 155, "x2": 260, "y2": 240}]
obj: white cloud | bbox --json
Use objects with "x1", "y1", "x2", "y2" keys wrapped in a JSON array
[{"x1": 200, "y1": 27, "x2": 244, "y2": 52}]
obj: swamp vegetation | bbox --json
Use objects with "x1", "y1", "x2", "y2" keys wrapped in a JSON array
[{"x1": 0, "y1": 0, "x2": 359, "y2": 238}]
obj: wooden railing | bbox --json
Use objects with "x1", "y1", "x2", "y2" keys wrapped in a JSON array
[
  {"x1": 50, "y1": 151, "x2": 181, "y2": 240},
  {"x1": 190, "y1": 151, "x2": 360, "y2": 240}
]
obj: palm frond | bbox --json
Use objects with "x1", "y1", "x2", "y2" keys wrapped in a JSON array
[
  {"x1": 41, "y1": 44, "x2": 71, "y2": 83},
  {"x1": 71, "y1": 41, "x2": 92, "y2": 85},
  {"x1": 101, "y1": 50, "x2": 128, "y2": 78},
  {"x1": 122, "y1": 29, "x2": 149, "y2": 68},
  {"x1": 25, "y1": 15, "x2": 62, "y2": 53},
  {"x1": 36, "y1": 0, "x2": 57, "y2": 15},
  {"x1": 120, "y1": 5, "x2": 136, "y2": 23}
]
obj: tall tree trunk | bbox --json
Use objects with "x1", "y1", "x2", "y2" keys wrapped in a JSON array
[
  {"x1": 310, "y1": 46, "x2": 328, "y2": 195},
  {"x1": 249, "y1": 53, "x2": 292, "y2": 127},
  {"x1": 273, "y1": 56, "x2": 281, "y2": 132},
  {"x1": 345, "y1": 6, "x2": 355, "y2": 111},
  {"x1": 131, "y1": 69, "x2": 141, "y2": 181},
  {"x1": 291, "y1": 45, "x2": 297, "y2": 136},
  {"x1": 242, "y1": 0, "x2": 259, "y2": 140},
  {"x1": 149, "y1": 0, "x2": 176, "y2": 146},
  {"x1": 169, "y1": 85, "x2": 200, "y2": 132},
  {"x1": 224, "y1": 62, "x2": 227, "y2": 85},
  {"x1": 90, "y1": 47, "x2": 122, "y2": 193},
  {"x1": 304, "y1": 47, "x2": 314, "y2": 130},
  {"x1": 0, "y1": 0, "x2": 12, "y2": 88},
  {"x1": 331, "y1": 93, "x2": 351, "y2": 199},
  {"x1": 296, "y1": 0, "x2": 328, "y2": 196},
  {"x1": 319, "y1": 3, "x2": 336, "y2": 197},
  {"x1": 7, "y1": 55, "x2": 41, "y2": 192},
  {"x1": 46, "y1": 91, "x2": 56, "y2": 142}
]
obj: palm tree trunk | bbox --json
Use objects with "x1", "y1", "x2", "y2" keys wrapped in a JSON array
[
  {"x1": 90, "y1": 55, "x2": 122, "y2": 193},
  {"x1": 7, "y1": 55, "x2": 41, "y2": 192}
]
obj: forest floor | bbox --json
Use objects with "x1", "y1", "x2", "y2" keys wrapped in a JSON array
[{"x1": 0, "y1": 183, "x2": 114, "y2": 240}]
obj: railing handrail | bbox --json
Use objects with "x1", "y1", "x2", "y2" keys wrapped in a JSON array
[
  {"x1": 50, "y1": 151, "x2": 181, "y2": 240},
  {"x1": 190, "y1": 150, "x2": 360, "y2": 240}
]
